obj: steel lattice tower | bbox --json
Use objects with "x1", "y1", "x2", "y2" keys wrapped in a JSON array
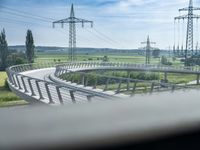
[
  {"x1": 141, "y1": 36, "x2": 156, "y2": 64},
  {"x1": 175, "y1": 0, "x2": 200, "y2": 59},
  {"x1": 53, "y1": 4, "x2": 93, "y2": 62}
]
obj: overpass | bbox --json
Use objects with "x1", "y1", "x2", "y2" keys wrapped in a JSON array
[
  {"x1": 56, "y1": 62, "x2": 200, "y2": 84},
  {"x1": 6, "y1": 61, "x2": 200, "y2": 105}
]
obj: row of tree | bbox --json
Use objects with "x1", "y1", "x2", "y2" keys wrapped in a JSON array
[
  {"x1": 0, "y1": 29, "x2": 35, "y2": 71},
  {"x1": 0, "y1": 29, "x2": 8, "y2": 71}
]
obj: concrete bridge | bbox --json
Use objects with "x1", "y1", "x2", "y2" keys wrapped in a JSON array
[
  {"x1": 56, "y1": 62, "x2": 200, "y2": 84},
  {"x1": 4, "y1": 61, "x2": 200, "y2": 149},
  {"x1": 6, "y1": 62, "x2": 200, "y2": 105}
]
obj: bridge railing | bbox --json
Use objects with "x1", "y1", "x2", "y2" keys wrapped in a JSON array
[
  {"x1": 56, "y1": 61, "x2": 200, "y2": 74},
  {"x1": 57, "y1": 71, "x2": 179, "y2": 94},
  {"x1": 55, "y1": 62, "x2": 195, "y2": 94},
  {"x1": 6, "y1": 61, "x2": 199, "y2": 105},
  {"x1": 6, "y1": 62, "x2": 113, "y2": 105}
]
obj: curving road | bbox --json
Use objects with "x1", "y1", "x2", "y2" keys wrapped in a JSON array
[
  {"x1": 6, "y1": 62, "x2": 200, "y2": 105},
  {"x1": 3, "y1": 62, "x2": 200, "y2": 149}
]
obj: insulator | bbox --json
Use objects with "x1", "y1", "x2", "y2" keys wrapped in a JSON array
[{"x1": 82, "y1": 22, "x2": 84, "y2": 28}]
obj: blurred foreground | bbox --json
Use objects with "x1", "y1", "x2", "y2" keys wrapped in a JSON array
[{"x1": 1, "y1": 90, "x2": 200, "y2": 150}]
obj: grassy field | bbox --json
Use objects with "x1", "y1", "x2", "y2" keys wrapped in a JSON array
[
  {"x1": 37, "y1": 52, "x2": 196, "y2": 84},
  {"x1": 0, "y1": 72, "x2": 28, "y2": 107},
  {"x1": 35, "y1": 52, "x2": 183, "y2": 66},
  {"x1": 0, "y1": 52, "x2": 195, "y2": 107}
]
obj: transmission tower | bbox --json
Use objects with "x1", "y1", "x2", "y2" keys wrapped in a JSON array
[
  {"x1": 53, "y1": 4, "x2": 93, "y2": 62},
  {"x1": 175, "y1": 0, "x2": 200, "y2": 59},
  {"x1": 141, "y1": 35, "x2": 156, "y2": 64}
]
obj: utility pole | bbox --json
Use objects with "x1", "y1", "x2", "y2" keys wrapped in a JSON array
[
  {"x1": 175, "y1": 0, "x2": 200, "y2": 60},
  {"x1": 53, "y1": 4, "x2": 93, "y2": 62},
  {"x1": 141, "y1": 35, "x2": 156, "y2": 64}
]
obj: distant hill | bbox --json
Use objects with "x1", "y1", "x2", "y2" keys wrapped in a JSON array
[{"x1": 8, "y1": 45, "x2": 171, "y2": 56}]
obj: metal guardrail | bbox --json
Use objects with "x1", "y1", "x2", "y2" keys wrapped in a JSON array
[
  {"x1": 57, "y1": 70, "x2": 178, "y2": 94},
  {"x1": 55, "y1": 62, "x2": 196, "y2": 94},
  {"x1": 56, "y1": 62, "x2": 200, "y2": 74},
  {"x1": 6, "y1": 61, "x2": 200, "y2": 105},
  {"x1": 6, "y1": 62, "x2": 115, "y2": 105}
]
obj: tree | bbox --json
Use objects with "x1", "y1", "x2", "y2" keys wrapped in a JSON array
[
  {"x1": 161, "y1": 56, "x2": 168, "y2": 65},
  {"x1": 152, "y1": 49, "x2": 160, "y2": 58},
  {"x1": 161, "y1": 56, "x2": 172, "y2": 66},
  {"x1": 0, "y1": 29, "x2": 8, "y2": 71},
  {"x1": 25, "y1": 30, "x2": 35, "y2": 63},
  {"x1": 172, "y1": 57, "x2": 176, "y2": 62},
  {"x1": 102, "y1": 55, "x2": 109, "y2": 62}
]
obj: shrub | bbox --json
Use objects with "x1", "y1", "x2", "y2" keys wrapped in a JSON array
[{"x1": 4, "y1": 79, "x2": 10, "y2": 91}]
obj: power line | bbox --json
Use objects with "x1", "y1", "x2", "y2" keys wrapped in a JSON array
[
  {"x1": 53, "y1": 4, "x2": 93, "y2": 62},
  {"x1": 0, "y1": 16, "x2": 50, "y2": 27},
  {"x1": 0, "y1": 10, "x2": 51, "y2": 23},
  {"x1": 85, "y1": 28, "x2": 118, "y2": 48},
  {"x1": 0, "y1": 4, "x2": 125, "y2": 49},
  {"x1": 0, "y1": 5, "x2": 55, "y2": 21},
  {"x1": 94, "y1": 28, "x2": 125, "y2": 48}
]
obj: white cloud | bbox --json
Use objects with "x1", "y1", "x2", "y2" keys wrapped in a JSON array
[{"x1": 1, "y1": 0, "x2": 200, "y2": 49}]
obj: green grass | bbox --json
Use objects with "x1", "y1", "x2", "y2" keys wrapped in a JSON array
[
  {"x1": 0, "y1": 72, "x2": 28, "y2": 107},
  {"x1": 0, "y1": 101, "x2": 28, "y2": 107},
  {"x1": 0, "y1": 72, "x2": 7, "y2": 87},
  {"x1": 37, "y1": 52, "x2": 197, "y2": 84},
  {"x1": 0, "y1": 90, "x2": 21, "y2": 101},
  {"x1": 0, "y1": 52, "x2": 195, "y2": 107},
  {"x1": 35, "y1": 52, "x2": 183, "y2": 66},
  {"x1": 158, "y1": 73, "x2": 196, "y2": 84}
]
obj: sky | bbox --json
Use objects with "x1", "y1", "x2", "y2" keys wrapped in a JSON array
[{"x1": 0, "y1": 0, "x2": 199, "y2": 49}]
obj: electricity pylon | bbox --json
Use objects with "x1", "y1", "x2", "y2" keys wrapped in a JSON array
[
  {"x1": 53, "y1": 4, "x2": 93, "y2": 62},
  {"x1": 175, "y1": 0, "x2": 200, "y2": 59},
  {"x1": 141, "y1": 35, "x2": 156, "y2": 64}
]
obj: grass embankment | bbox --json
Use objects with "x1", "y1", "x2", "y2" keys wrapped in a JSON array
[
  {"x1": 36, "y1": 52, "x2": 183, "y2": 66},
  {"x1": 0, "y1": 72, "x2": 28, "y2": 107},
  {"x1": 45, "y1": 53, "x2": 196, "y2": 88}
]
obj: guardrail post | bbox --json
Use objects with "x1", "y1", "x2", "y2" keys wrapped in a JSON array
[
  {"x1": 197, "y1": 74, "x2": 200, "y2": 85},
  {"x1": 16, "y1": 75, "x2": 22, "y2": 90},
  {"x1": 84, "y1": 76, "x2": 89, "y2": 87},
  {"x1": 150, "y1": 82, "x2": 155, "y2": 93},
  {"x1": 35, "y1": 81, "x2": 44, "y2": 100},
  {"x1": 87, "y1": 95, "x2": 93, "y2": 102},
  {"x1": 28, "y1": 79, "x2": 36, "y2": 96},
  {"x1": 104, "y1": 78, "x2": 110, "y2": 91},
  {"x1": 116, "y1": 80, "x2": 122, "y2": 94},
  {"x1": 64, "y1": 73, "x2": 69, "y2": 82},
  {"x1": 93, "y1": 78, "x2": 98, "y2": 89},
  {"x1": 21, "y1": 76, "x2": 28, "y2": 93},
  {"x1": 10, "y1": 73, "x2": 16, "y2": 86},
  {"x1": 17, "y1": 67, "x2": 21, "y2": 73},
  {"x1": 21, "y1": 65, "x2": 25, "y2": 71},
  {"x1": 69, "y1": 90, "x2": 76, "y2": 103},
  {"x1": 126, "y1": 79, "x2": 130, "y2": 91},
  {"x1": 20, "y1": 66, "x2": 25, "y2": 72},
  {"x1": 12, "y1": 74, "x2": 18, "y2": 88},
  {"x1": 6, "y1": 70, "x2": 13, "y2": 85},
  {"x1": 56, "y1": 86, "x2": 64, "y2": 105},
  {"x1": 71, "y1": 73, "x2": 76, "y2": 83},
  {"x1": 59, "y1": 69, "x2": 63, "y2": 76},
  {"x1": 45, "y1": 83, "x2": 54, "y2": 104},
  {"x1": 127, "y1": 71, "x2": 131, "y2": 78},
  {"x1": 132, "y1": 82, "x2": 137, "y2": 94},
  {"x1": 164, "y1": 72, "x2": 168, "y2": 83},
  {"x1": 81, "y1": 74, "x2": 85, "y2": 85},
  {"x1": 172, "y1": 85, "x2": 175, "y2": 92},
  {"x1": 15, "y1": 67, "x2": 19, "y2": 73}
]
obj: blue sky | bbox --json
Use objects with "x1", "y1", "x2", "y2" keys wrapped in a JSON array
[{"x1": 0, "y1": 0, "x2": 199, "y2": 49}]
